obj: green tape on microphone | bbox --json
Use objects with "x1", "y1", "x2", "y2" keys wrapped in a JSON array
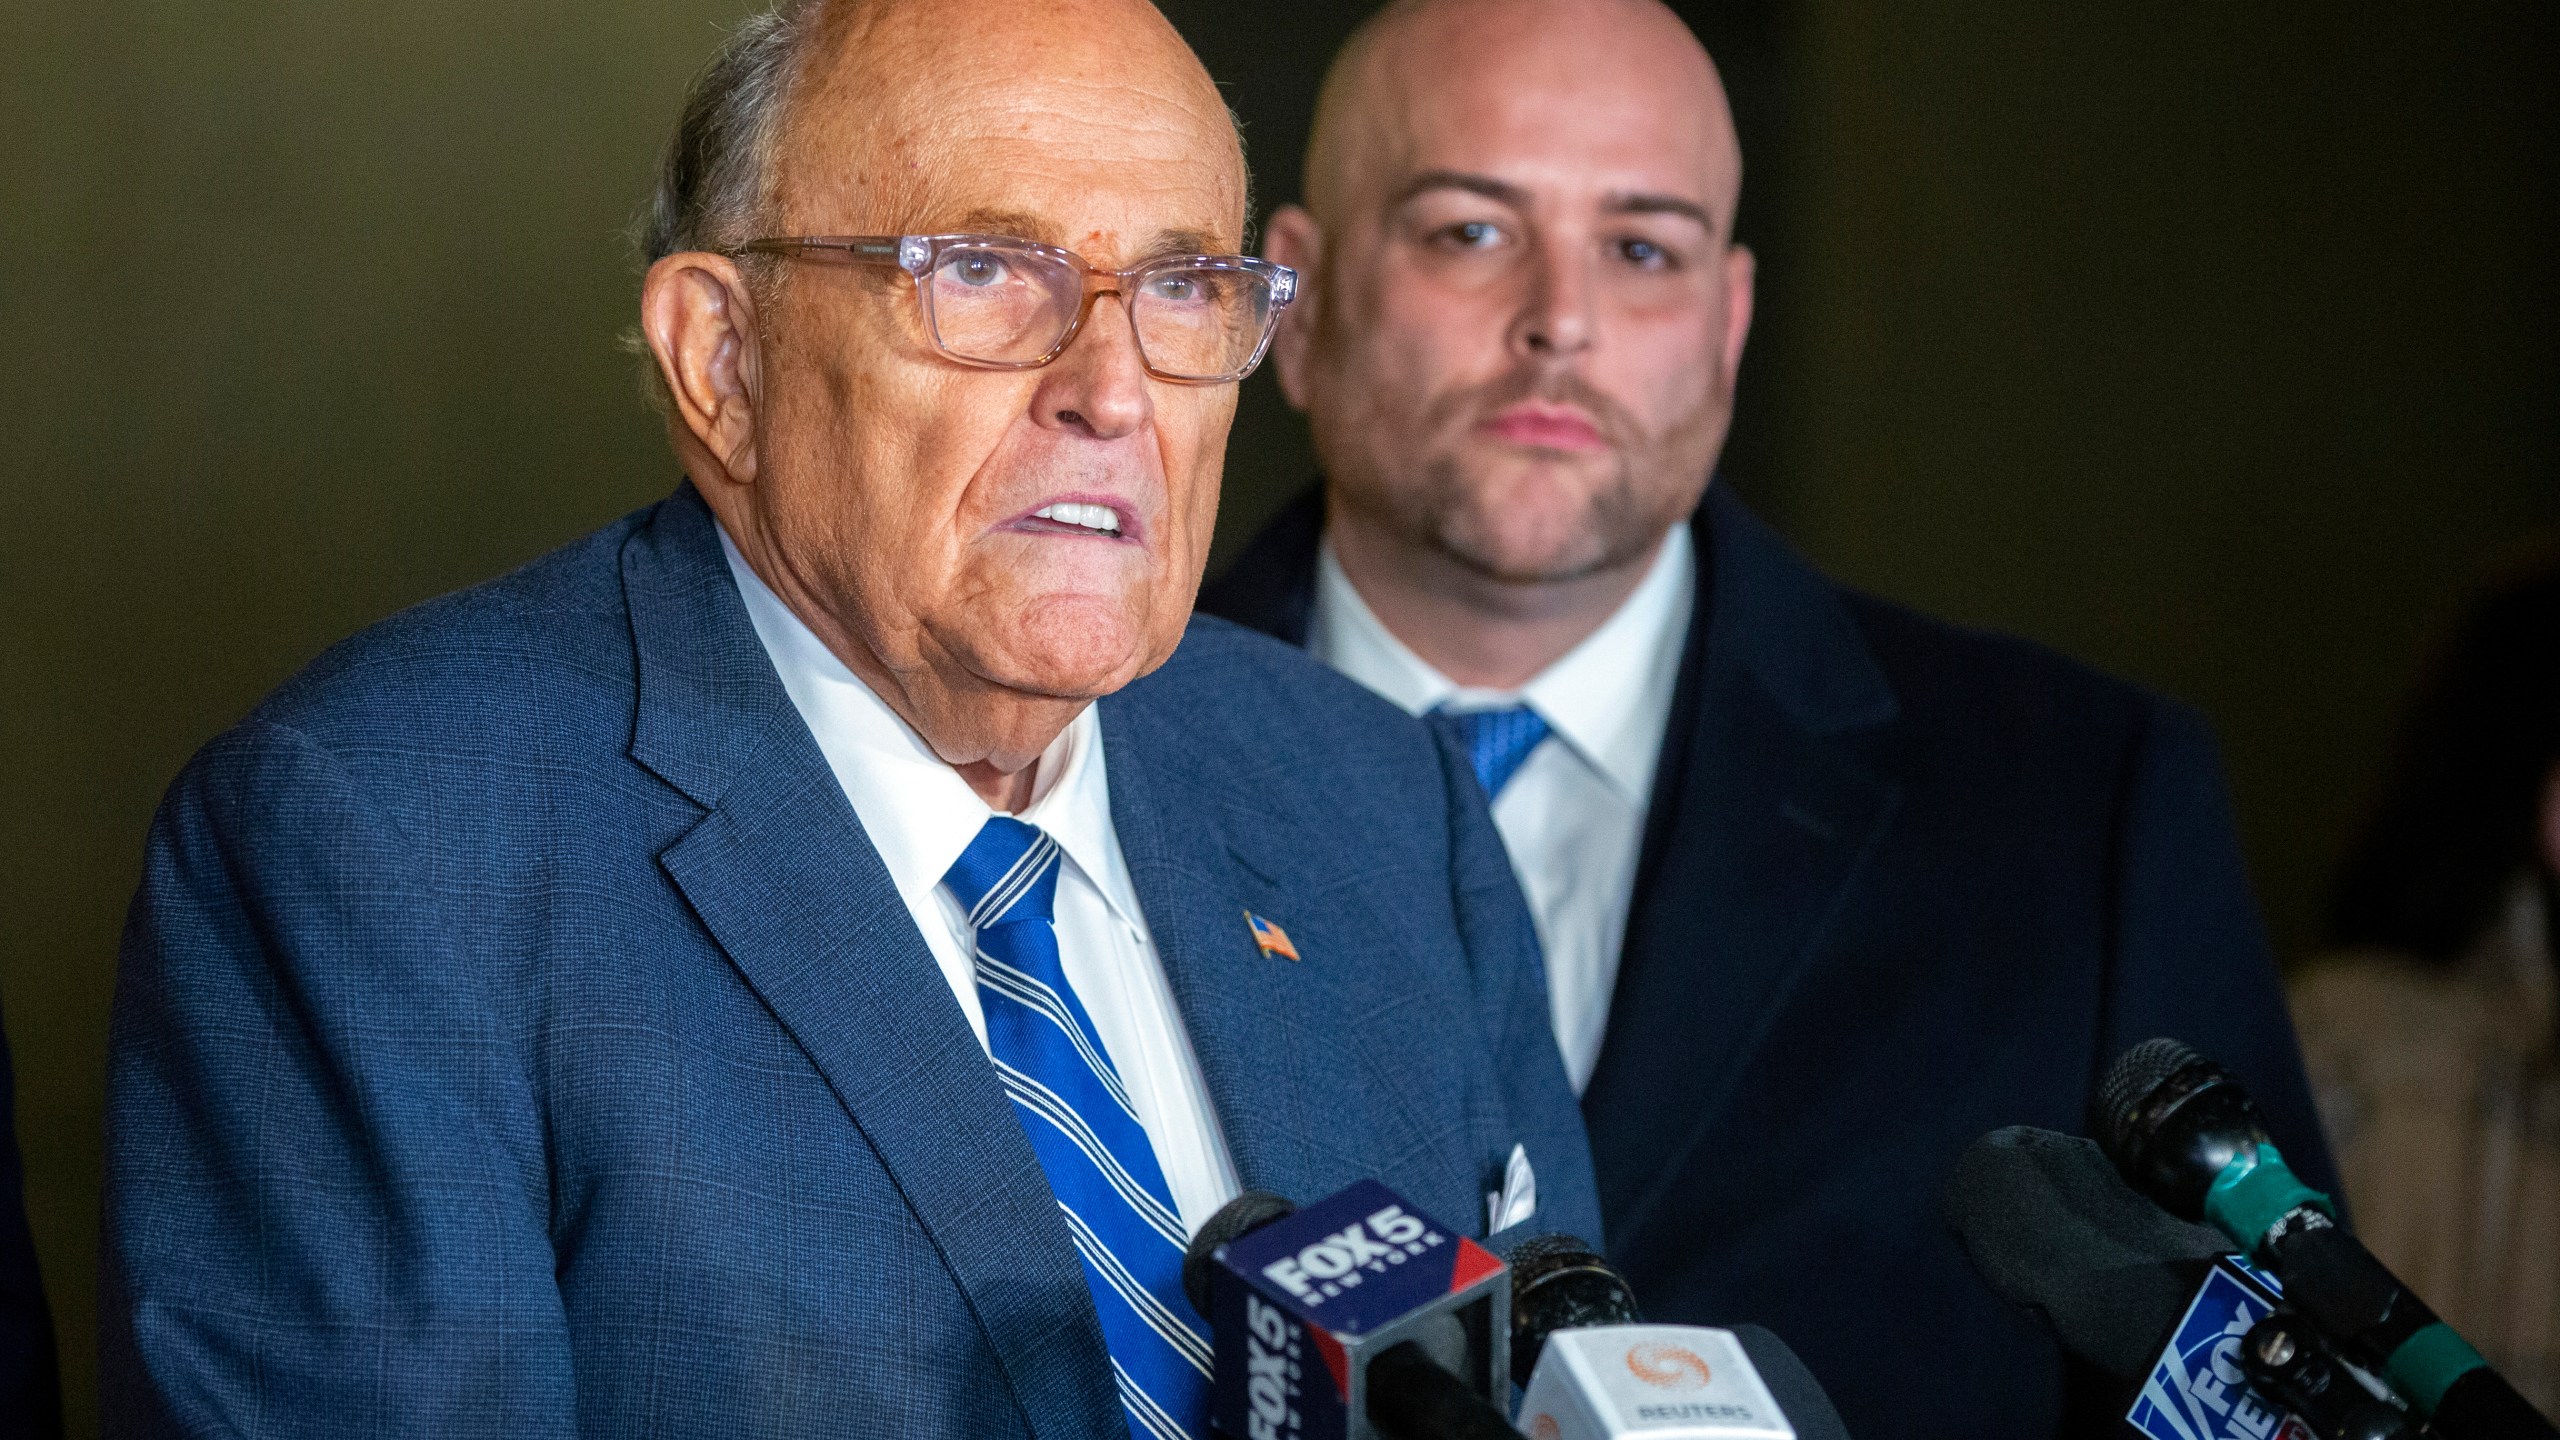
[
  {"x1": 2202, "y1": 1141, "x2": 2331, "y2": 1252},
  {"x1": 2385, "y1": 1321, "x2": 2489, "y2": 1414}
]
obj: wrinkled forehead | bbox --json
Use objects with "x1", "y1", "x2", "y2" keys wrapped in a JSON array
[{"x1": 772, "y1": 11, "x2": 1248, "y2": 259}]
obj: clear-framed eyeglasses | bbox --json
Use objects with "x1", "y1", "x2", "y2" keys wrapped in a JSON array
[{"x1": 730, "y1": 233, "x2": 1299, "y2": 385}]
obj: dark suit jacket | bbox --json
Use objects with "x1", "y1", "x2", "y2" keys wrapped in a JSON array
[
  {"x1": 105, "y1": 483, "x2": 1599, "y2": 1438},
  {"x1": 1200, "y1": 483, "x2": 2338, "y2": 1440}
]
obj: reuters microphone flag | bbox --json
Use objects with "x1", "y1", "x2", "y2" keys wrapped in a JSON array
[{"x1": 1245, "y1": 911, "x2": 1299, "y2": 961}]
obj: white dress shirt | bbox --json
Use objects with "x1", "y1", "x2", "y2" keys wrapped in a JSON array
[
  {"x1": 719, "y1": 530, "x2": 1242, "y2": 1235},
  {"x1": 1309, "y1": 525, "x2": 1695, "y2": 1093}
]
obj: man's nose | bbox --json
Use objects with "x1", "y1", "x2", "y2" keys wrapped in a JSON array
[
  {"x1": 1510, "y1": 240, "x2": 1597, "y2": 359},
  {"x1": 1032, "y1": 290, "x2": 1153, "y2": 441}
]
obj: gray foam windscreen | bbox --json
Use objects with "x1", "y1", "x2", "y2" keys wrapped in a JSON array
[{"x1": 1943, "y1": 1124, "x2": 2230, "y2": 1379}]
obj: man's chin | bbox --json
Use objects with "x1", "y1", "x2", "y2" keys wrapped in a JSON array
[
  {"x1": 1431, "y1": 503, "x2": 1630, "y2": 586},
  {"x1": 1406, "y1": 452, "x2": 1650, "y2": 582},
  {"x1": 1438, "y1": 542, "x2": 1619, "y2": 586},
  {"x1": 953, "y1": 596, "x2": 1169, "y2": 703}
]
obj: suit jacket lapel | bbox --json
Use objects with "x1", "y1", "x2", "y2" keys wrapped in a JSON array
[
  {"x1": 1581, "y1": 488, "x2": 1903, "y2": 1245},
  {"x1": 1101, "y1": 678, "x2": 1502, "y2": 1237},
  {"x1": 1206, "y1": 479, "x2": 1910, "y2": 1245},
  {"x1": 1098, "y1": 699, "x2": 1326, "y2": 1201},
  {"x1": 623, "y1": 487, "x2": 1121, "y2": 1440}
]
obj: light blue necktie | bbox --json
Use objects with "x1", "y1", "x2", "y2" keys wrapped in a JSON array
[
  {"x1": 1430, "y1": 703, "x2": 1552, "y2": 799},
  {"x1": 943, "y1": 817, "x2": 1208, "y2": 1440}
]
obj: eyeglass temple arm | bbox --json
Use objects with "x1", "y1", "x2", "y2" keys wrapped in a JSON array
[{"x1": 731, "y1": 237, "x2": 933, "y2": 272}]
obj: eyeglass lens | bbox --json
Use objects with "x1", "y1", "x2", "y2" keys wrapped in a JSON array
[{"x1": 921, "y1": 243, "x2": 1277, "y2": 380}]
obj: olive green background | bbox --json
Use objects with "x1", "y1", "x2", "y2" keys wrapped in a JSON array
[{"x1": 3, "y1": 1, "x2": 2551, "y2": 1432}]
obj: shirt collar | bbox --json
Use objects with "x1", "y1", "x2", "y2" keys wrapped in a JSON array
[
  {"x1": 717, "y1": 526, "x2": 1141, "y2": 926},
  {"x1": 1309, "y1": 523, "x2": 1695, "y2": 805}
]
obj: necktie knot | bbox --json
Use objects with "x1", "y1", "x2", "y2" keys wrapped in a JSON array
[
  {"x1": 942, "y1": 815, "x2": 1062, "y2": 928},
  {"x1": 1430, "y1": 703, "x2": 1552, "y2": 799}
]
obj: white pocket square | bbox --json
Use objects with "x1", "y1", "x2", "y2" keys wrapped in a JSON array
[{"x1": 1486, "y1": 1142, "x2": 1538, "y2": 1233}]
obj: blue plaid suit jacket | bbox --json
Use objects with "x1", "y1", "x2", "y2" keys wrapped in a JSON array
[{"x1": 104, "y1": 483, "x2": 1600, "y2": 1438}]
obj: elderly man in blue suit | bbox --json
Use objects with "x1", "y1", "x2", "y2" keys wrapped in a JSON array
[
  {"x1": 101, "y1": 1, "x2": 1598, "y2": 1434},
  {"x1": 1199, "y1": 1, "x2": 2334, "y2": 1436}
]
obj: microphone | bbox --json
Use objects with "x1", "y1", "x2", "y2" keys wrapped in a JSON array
[
  {"x1": 1944, "y1": 1124, "x2": 2231, "y2": 1383},
  {"x1": 2093, "y1": 1039, "x2": 2557, "y2": 1440},
  {"x1": 1946, "y1": 1124, "x2": 2416, "y2": 1440},
  {"x1": 1506, "y1": 1234, "x2": 1852, "y2": 1440},
  {"x1": 1182, "y1": 1182, "x2": 1516, "y2": 1440},
  {"x1": 1508, "y1": 1234, "x2": 1644, "y2": 1384},
  {"x1": 2242, "y1": 1311, "x2": 2428, "y2": 1440}
]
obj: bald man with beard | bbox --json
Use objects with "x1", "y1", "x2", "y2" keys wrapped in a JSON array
[
  {"x1": 1201, "y1": 0, "x2": 2335, "y2": 1433},
  {"x1": 99, "y1": 1, "x2": 1600, "y2": 1434}
]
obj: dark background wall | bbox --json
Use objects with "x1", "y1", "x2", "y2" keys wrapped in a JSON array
[{"x1": 4, "y1": 1, "x2": 2551, "y2": 1431}]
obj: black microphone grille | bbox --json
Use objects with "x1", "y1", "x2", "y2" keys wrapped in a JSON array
[
  {"x1": 1505, "y1": 1233, "x2": 1642, "y2": 1386},
  {"x1": 2094, "y1": 1037, "x2": 2204, "y2": 1158},
  {"x1": 1181, "y1": 1190, "x2": 1298, "y2": 1315},
  {"x1": 1504, "y1": 1232, "x2": 1609, "y2": 1281}
]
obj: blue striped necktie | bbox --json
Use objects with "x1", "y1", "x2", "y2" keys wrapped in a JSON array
[
  {"x1": 943, "y1": 817, "x2": 1209, "y2": 1440},
  {"x1": 1430, "y1": 703, "x2": 1552, "y2": 799}
]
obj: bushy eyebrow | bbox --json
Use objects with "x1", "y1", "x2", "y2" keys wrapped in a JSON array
[
  {"x1": 943, "y1": 207, "x2": 1231, "y2": 259},
  {"x1": 1391, "y1": 170, "x2": 1531, "y2": 210},
  {"x1": 1606, "y1": 192, "x2": 1716, "y2": 229},
  {"x1": 1145, "y1": 227, "x2": 1228, "y2": 256},
  {"x1": 1390, "y1": 171, "x2": 1721, "y2": 233},
  {"x1": 948, "y1": 206, "x2": 1056, "y2": 239}
]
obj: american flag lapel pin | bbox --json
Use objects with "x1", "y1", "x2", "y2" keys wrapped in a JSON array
[{"x1": 1244, "y1": 911, "x2": 1300, "y2": 961}]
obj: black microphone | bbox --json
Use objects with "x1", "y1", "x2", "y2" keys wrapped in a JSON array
[
  {"x1": 1725, "y1": 1330, "x2": 1854, "y2": 1440},
  {"x1": 1507, "y1": 1234, "x2": 1642, "y2": 1386},
  {"x1": 1505, "y1": 1234, "x2": 1852, "y2": 1440},
  {"x1": 2241, "y1": 1311, "x2": 2427, "y2": 1440},
  {"x1": 2094, "y1": 1039, "x2": 2557, "y2": 1440},
  {"x1": 1947, "y1": 1124, "x2": 2417, "y2": 1440},
  {"x1": 1182, "y1": 1184, "x2": 1516, "y2": 1440}
]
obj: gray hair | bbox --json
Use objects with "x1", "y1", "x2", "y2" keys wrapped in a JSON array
[
  {"x1": 628, "y1": 3, "x2": 821, "y2": 413},
  {"x1": 642, "y1": 2, "x2": 823, "y2": 264},
  {"x1": 627, "y1": 0, "x2": 1256, "y2": 414}
]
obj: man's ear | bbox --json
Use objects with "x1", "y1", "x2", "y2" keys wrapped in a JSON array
[
  {"x1": 1720, "y1": 242, "x2": 1757, "y2": 396},
  {"x1": 641, "y1": 252, "x2": 764, "y2": 486},
  {"x1": 1262, "y1": 205, "x2": 1323, "y2": 413}
]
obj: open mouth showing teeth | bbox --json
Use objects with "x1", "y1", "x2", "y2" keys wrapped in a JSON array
[{"x1": 1026, "y1": 502, "x2": 1125, "y2": 537}]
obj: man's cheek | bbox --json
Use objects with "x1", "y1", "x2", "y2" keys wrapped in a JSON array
[
  {"x1": 1161, "y1": 397, "x2": 1227, "y2": 499},
  {"x1": 1629, "y1": 321, "x2": 1723, "y2": 417},
  {"x1": 1379, "y1": 282, "x2": 1494, "y2": 369}
]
